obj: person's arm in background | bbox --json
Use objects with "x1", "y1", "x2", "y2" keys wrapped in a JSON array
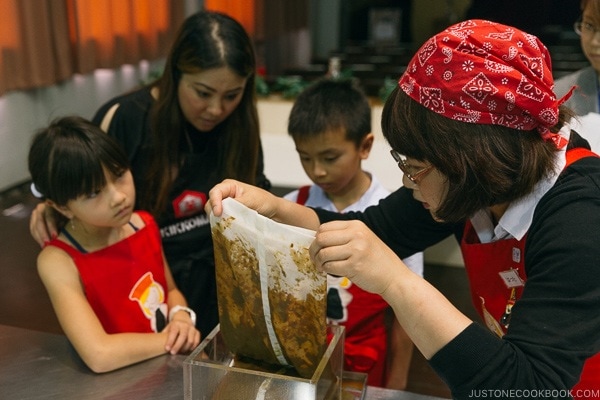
[
  {"x1": 29, "y1": 202, "x2": 58, "y2": 246},
  {"x1": 385, "y1": 314, "x2": 414, "y2": 390}
]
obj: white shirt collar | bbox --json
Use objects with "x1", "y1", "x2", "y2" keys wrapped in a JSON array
[{"x1": 470, "y1": 122, "x2": 570, "y2": 243}]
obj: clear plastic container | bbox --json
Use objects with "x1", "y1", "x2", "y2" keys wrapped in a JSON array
[{"x1": 184, "y1": 324, "x2": 345, "y2": 400}]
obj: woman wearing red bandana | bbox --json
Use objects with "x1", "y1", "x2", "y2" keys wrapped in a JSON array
[{"x1": 207, "y1": 20, "x2": 600, "y2": 399}]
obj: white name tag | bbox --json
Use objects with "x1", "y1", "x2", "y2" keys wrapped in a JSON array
[
  {"x1": 499, "y1": 269, "x2": 524, "y2": 289},
  {"x1": 512, "y1": 247, "x2": 521, "y2": 263}
]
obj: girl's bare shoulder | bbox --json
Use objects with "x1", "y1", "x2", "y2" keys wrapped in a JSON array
[{"x1": 37, "y1": 244, "x2": 79, "y2": 285}]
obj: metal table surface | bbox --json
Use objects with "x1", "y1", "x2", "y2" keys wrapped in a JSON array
[
  {"x1": 0, "y1": 324, "x2": 185, "y2": 399},
  {"x1": 0, "y1": 324, "x2": 447, "y2": 399}
]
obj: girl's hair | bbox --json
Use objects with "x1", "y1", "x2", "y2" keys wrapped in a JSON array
[
  {"x1": 28, "y1": 116, "x2": 130, "y2": 207},
  {"x1": 382, "y1": 87, "x2": 573, "y2": 223},
  {"x1": 288, "y1": 78, "x2": 371, "y2": 147},
  {"x1": 143, "y1": 10, "x2": 260, "y2": 215}
]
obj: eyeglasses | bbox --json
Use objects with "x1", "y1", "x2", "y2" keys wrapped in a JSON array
[
  {"x1": 574, "y1": 20, "x2": 600, "y2": 37},
  {"x1": 390, "y1": 150, "x2": 433, "y2": 184}
]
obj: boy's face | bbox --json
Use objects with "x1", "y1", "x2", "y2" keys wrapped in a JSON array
[{"x1": 294, "y1": 129, "x2": 373, "y2": 197}]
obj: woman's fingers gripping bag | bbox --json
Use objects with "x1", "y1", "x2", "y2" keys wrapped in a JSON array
[{"x1": 209, "y1": 198, "x2": 327, "y2": 378}]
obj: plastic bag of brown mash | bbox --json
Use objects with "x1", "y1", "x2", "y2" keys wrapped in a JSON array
[{"x1": 209, "y1": 198, "x2": 327, "y2": 378}]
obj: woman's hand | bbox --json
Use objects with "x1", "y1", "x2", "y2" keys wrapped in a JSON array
[
  {"x1": 310, "y1": 220, "x2": 405, "y2": 296},
  {"x1": 312, "y1": 220, "x2": 474, "y2": 360},
  {"x1": 206, "y1": 179, "x2": 320, "y2": 229},
  {"x1": 163, "y1": 317, "x2": 200, "y2": 355},
  {"x1": 206, "y1": 179, "x2": 277, "y2": 218},
  {"x1": 29, "y1": 202, "x2": 58, "y2": 247}
]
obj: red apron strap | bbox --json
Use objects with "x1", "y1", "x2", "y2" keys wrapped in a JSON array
[
  {"x1": 295, "y1": 185, "x2": 311, "y2": 205},
  {"x1": 566, "y1": 147, "x2": 599, "y2": 166}
]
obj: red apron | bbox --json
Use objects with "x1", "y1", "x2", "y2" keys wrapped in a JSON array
[{"x1": 460, "y1": 148, "x2": 600, "y2": 397}]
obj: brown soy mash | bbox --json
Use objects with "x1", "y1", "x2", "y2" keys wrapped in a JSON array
[{"x1": 210, "y1": 199, "x2": 327, "y2": 379}]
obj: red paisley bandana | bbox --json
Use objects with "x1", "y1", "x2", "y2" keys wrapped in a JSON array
[{"x1": 398, "y1": 19, "x2": 574, "y2": 149}]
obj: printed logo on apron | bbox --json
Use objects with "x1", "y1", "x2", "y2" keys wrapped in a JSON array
[{"x1": 172, "y1": 190, "x2": 206, "y2": 218}]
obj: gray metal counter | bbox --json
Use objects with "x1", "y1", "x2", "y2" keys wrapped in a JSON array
[
  {"x1": 0, "y1": 324, "x2": 184, "y2": 399},
  {"x1": 0, "y1": 324, "x2": 447, "y2": 399}
]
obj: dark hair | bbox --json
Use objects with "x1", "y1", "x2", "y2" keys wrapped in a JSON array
[
  {"x1": 144, "y1": 10, "x2": 260, "y2": 215},
  {"x1": 288, "y1": 78, "x2": 371, "y2": 146},
  {"x1": 28, "y1": 116, "x2": 130, "y2": 207},
  {"x1": 381, "y1": 87, "x2": 572, "y2": 223}
]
